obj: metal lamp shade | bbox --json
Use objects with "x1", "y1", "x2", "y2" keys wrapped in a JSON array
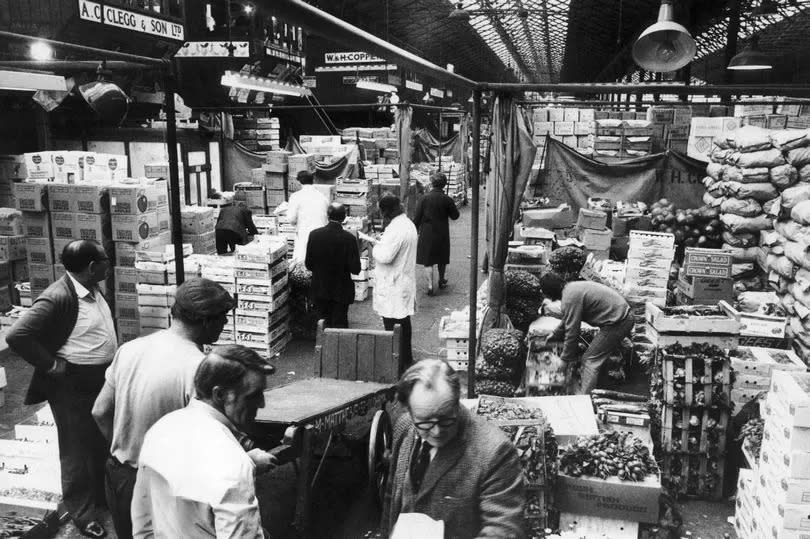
[
  {"x1": 728, "y1": 43, "x2": 773, "y2": 70},
  {"x1": 632, "y1": 1, "x2": 696, "y2": 72},
  {"x1": 79, "y1": 81, "x2": 130, "y2": 126}
]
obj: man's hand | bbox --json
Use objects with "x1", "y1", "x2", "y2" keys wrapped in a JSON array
[
  {"x1": 247, "y1": 449, "x2": 280, "y2": 474},
  {"x1": 47, "y1": 357, "x2": 67, "y2": 377}
]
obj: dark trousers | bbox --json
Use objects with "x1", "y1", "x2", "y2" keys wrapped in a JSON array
[
  {"x1": 314, "y1": 299, "x2": 350, "y2": 329},
  {"x1": 577, "y1": 313, "x2": 635, "y2": 395},
  {"x1": 105, "y1": 456, "x2": 137, "y2": 539},
  {"x1": 216, "y1": 229, "x2": 241, "y2": 254},
  {"x1": 48, "y1": 363, "x2": 108, "y2": 527},
  {"x1": 383, "y1": 316, "x2": 413, "y2": 375}
]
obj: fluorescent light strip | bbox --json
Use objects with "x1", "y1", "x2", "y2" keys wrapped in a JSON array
[
  {"x1": 0, "y1": 70, "x2": 68, "y2": 92},
  {"x1": 356, "y1": 80, "x2": 397, "y2": 93},
  {"x1": 220, "y1": 71, "x2": 311, "y2": 97}
]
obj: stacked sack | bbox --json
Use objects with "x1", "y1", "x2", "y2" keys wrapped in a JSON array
[
  {"x1": 702, "y1": 126, "x2": 786, "y2": 293},
  {"x1": 734, "y1": 128, "x2": 810, "y2": 364}
]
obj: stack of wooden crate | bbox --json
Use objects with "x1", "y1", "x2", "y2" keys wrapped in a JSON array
[{"x1": 646, "y1": 304, "x2": 740, "y2": 500}]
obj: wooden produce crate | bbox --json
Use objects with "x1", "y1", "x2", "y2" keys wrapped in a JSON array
[
  {"x1": 646, "y1": 303, "x2": 741, "y2": 335},
  {"x1": 658, "y1": 350, "x2": 732, "y2": 407},
  {"x1": 525, "y1": 336, "x2": 568, "y2": 395},
  {"x1": 719, "y1": 301, "x2": 787, "y2": 339},
  {"x1": 660, "y1": 405, "x2": 729, "y2": 455},
  {"x1": 645, "y1": 324, "x2": 739, "y2": 349},
  {"x1": 661, "y1": 454, "x2": 725, "y2": 500}
]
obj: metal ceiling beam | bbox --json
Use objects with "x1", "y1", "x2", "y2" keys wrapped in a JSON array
[
  {"x1": 514, "y1": 0, "x2": 544, "y2": 77},
  {"x1": 476, "y1": 0, "x2": 534, "y2": 80},
  {"x1": 478, "y1": 82, "x2": 810, "y2": 97},
  {"x1": 541, "y1": 0, "x2": 556, "y2": 82},
  {"x1": 270, "y1": 0, "x2": 475, "y2": 88}
]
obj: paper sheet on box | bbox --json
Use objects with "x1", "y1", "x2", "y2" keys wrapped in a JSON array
[{"x1": 391, "y1": 513, "x2": 444, "y2": 539}]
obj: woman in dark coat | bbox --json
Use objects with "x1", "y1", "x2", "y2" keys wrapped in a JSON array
[{"x1": 414, "y1": 172, "x2": 460, "y2": 295}]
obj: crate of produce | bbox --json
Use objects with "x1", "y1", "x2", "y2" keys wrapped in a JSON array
[
  {"x1": 661, "y1": 454, "x2": 725, "y2": 500},
  {"x1": 660, "y1": 405, "x2": 729, "y2": 454},
  {"x1": 769, "y1": 371, "x2": 810, "y2": 428},
  {"x1": 655, "y1": 344, "x2": 731, "y2": 407},
  {"x1": 645, "y1": 303, "x2": 740, "y2": 334},
  {"x1": 645, "y1": 324, "x2": 739, "y2": 349},
  {"x1": 629, "y1": 230, "x2": 676, "y2": 250}
]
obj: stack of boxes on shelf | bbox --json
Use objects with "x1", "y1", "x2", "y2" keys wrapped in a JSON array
[
  {"x1": 234, "y1": 238, "x2": 291, "y2": 357},
  {"x1": 364, "y1": 164, "x2": 398, "y2": 187},
  {"x1": 286, "y1": 153, "x2": 316, "y2": 191},
  {"x1": 340, "y1": 127, "x2": 397, "y2": 165},
  {"x1": 234, "y1": 182, "x2": 268, "y2": 216},
  {"x1": 442, "y1": 162, "x2": 466, "y2": 203},
  {"x1": 438, "y1": 314, "x2": 469, "y2": 370},
  {"x1": 592, "y1": 118, "x2": 654, "y2": 161},
  {"x1": 508, "y1": 226, "x2": 551, "y2": 277},
  {"x1": 735, "y1": 371, "x2": 810, "y2": 539},
  {"x1": 646, "y1": 105, "x2": 693, "y2": 153},
  {"x1": 180, "y1": 206, "x2": 216, "y2": 255},
  {"x1": 575, "y1": 207, "x2": 612, "y2": 260},
  {"x1": 300, "y1": 135, "x2": 354, "y2": 166},
  {"x1": 675, "y1": 248, "x2": 734, "y2": 306},
  {"x1": 647, "y1": 305, "x2": 741, "y2": 500},
  {"x1": 624, "y1": 231, "x2": 675, "y2": 308},
  {"x1": 263, "y1": 150, "x2": 291, "y2": 212},
  {"x1": 233, "y1": 115, "x2": 281, "y2": 152},
  {"x1": 530, "y1": 107, "x2": 596, "y2": 154},
  {"x1": 0, "y1": 208, "x2": 24, "y2": 309}
]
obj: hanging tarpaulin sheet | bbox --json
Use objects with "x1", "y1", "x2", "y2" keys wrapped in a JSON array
[
  {"x1": 412, "y1": 128, "x2": 463, "y2": 163},
  {"x1": 395, "y1": 105, "x2": 413, "y2": 202},
  {"x1": 483, "y1": 93, "x2": 537, "y2": 328},
  {"x1": 540, "y1": 138, "x2": 706, "y2": 212},
  {"x1": 286, "y1": 137, "x2": 359, "y2": 181}
]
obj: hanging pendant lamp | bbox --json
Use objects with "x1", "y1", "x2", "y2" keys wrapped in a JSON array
[
  {"x1": 727, "y1": 36, "x2": 773, "y2": 71},
  {"x1": 632, "y1": 0, "x2": 696, "y2": 72}
]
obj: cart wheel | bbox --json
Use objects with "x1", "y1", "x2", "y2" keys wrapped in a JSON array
[{"x1": 368, "y1": 409, "x2": 392, "y2": 506}]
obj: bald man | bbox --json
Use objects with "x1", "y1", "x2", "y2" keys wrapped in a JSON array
[
  {"x1": 7, "y1": 240, "x2": 115, "y2": 538},
  {"x1": 305, "y1": 203, "x2": 362, "y2": 328}
]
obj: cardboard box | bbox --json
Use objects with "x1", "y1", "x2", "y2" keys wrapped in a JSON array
[
  {"x1": 183, "y1": 231, "x2": 216, "y2": 254},
  {"x1": 49, "y1": 212, "x2": 75, "y2": 240},
  {"x1": 72, "y1": 184, "x2": 109, "y2": 214},
  {"x1": 21, "y1": 211, "x2": 49, "y2": 238},
  {"x1": 555, "y1": 473, "x2": 661, "y2": 523},
  {"x1": 110, "y1": 182, "x2": 160, "y2": 214},
  {"x1": 11, "y1": 259, "x2": 28, "y2": 281},
  {"x1": 29, "y1": 262, "x2": 55, "y2": 290},
  {"x1": 548, "y1": 108, "x2": 565, "y2": 122},
  {"x1": 574, "y1": 122, "x2": 591, "y2": 136},
  {"x1": 677, "y1": 271, "x2": 734, "y2": 303},
  {"x1": 577, "y1": 208, "x2": 608, "y2": 230},
  {"x1": 48, "y1": 184, "x2": 72, "y2": 212},
  {"x1": 564, "y1": 108, "x2": 580, "y2": 122},
  {"x1": 83, "y1": 153, "x2": 128, "y2": 182},
  {"x1": 111, "y1": 212, "x2": 159, "y2": 242},
  {"x1": 114, "y1": 266, "x2": 138, "y2": 294},
  {"x1": 23, "y1": 152, "x2": 54, "y2": 180},
  {"x1": 25, "y1": 236, "x2": 53, "y2": 265},
  {"x1": 115, "y1": 292, "x2": 139, "y2": 320},
  {"x1": 156, "y1": 205, "x2": 170, "y2": 233},
  {"x1": 143, "y1": 162, "x2": 184, "y2": 180},
  {"x1": 580, "y1": 228, "x2": 612, "y2": 251},
  {"x1": 554, "y1": 122, "x2": 575, "y2": 136},
  {"x1": 533, "y1": 122, "x2": 553, "y2": 135},
  {"x1": 180, "y1": 208, "x2": 215, "y2": 234},
  {"x1": 117, "y1": 318, "x2": 140, "y2": 345},
  {"x1": 51, "y1": 151, "x2": 83, "y2": 183},
  {"x1": 523, "y1": 206, "x2": 574, "y2": 229},
  {"x1": 14, "y1": 182, "x2": 48, "y2": 212},
  {"x1": 684, "y1": 247, "x2": 733, "y2": 279},
  {"x1": 52, "y1": 238, "x2": 74, "y2": 262},
  {"x1": 0, "y1": 235, "x2": 26, "y2": 261},
  {"x1": 75, "y1": 213, "x2": 110, "y2": 242}
]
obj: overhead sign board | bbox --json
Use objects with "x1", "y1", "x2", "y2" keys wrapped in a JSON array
[
  {"x1": 303, "y1": 76, "x2": 317, "y2": 88},
  {"x1": 342, "y1": 75, "x2": 379, "y2": 85},
  {"x1": 324, "y1": 51, "x2": 385, "y2": 64},
  {"x1": 430, "y1": 88, "x2": 445, "y2": 98},
  {"x1": 315, "y1": 64, "x2": 397, "y2": 73},
  {"x1": 78, "y1": 0, "x2": 185, "y2": 41},
  {"x1": 405, "y1": 80, "x2": 423, "y2": 92},
  {"x1": 175, "y1": 41, "x2": 249, "y2": 57}
]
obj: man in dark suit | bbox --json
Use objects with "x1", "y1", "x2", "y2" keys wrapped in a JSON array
[
  {"x1": 215, "y1": 200, "x2": 259, "y2": 254},
  {"x1": 382, "y1": 359, "x2": 526, "y2": 539},
  {"x1": 7, "y1": 240, "x2": 115, "y2": 539},
  {"x1": 305, "y1": 203, "x2": 361, "y2": 328}
]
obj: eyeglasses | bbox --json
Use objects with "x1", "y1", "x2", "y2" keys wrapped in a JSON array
[{"x1": 411, "y1": 415, "x2": 458, "y2": 431}]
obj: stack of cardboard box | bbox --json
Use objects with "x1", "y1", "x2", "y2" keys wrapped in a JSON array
[
  {"x1": 334, "y1": 178, "x2": 371, "y2": 218},
  {"x1": 0, "y1": 208, "x2": 22, "y2": 310},
  {"x1": 576, "y1": 208, "x2": 612, "y2": 260},
  {"x1": 286, "y1": 154, "x2": 316, "y2": 191},
  {"x1": 234, "y1": 238, "x2": 291, "y2": 358},
  {"x1": 530, "y1": 107, "x2": 596, "y2": 153},
  {"x1": 233, "y1": 116, "x2": 280, "y2": 152},
  {"x1": 262, "y1": 150, "x2": 291, "y2": 212},
  {"x1": 624, "y1": 231, "x2": 676, "y2": 307},
  {"x1": 645, "y1": 106, "x2": 693, "y2": 153},
  {"x1": 675, "y1": 247, "x2": 734, "y2": 305},
  {"x1": 180, "y1": 206, "x2": 216, "y2": 254},
  {"x1": 0, "y1": 155, "x2": 24, "y2": 208},
  {"x1": 15, "y1": 182, "x2": 54, "y2": 301}
]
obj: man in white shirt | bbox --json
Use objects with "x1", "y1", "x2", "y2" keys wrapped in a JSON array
[
  {"x1": 370, "y1": 194, "x2": 418, "y2": 374},
  {"x1": 92, "y1": 278, "x2": 235, "y2": 539},
  {"x1": 132, "y1": 345, "x2": 276, "y2": 538},
  {"x1": 7, "y1": 240, "x2": 116, "y2": 538},
  {"x1": 286, "y1": 170, "x2": 329, "y2": 264}
]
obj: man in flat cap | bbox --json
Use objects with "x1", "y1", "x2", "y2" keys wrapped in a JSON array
[{"x1": 92, "y1": 278, "x2": 235, "y2": 539}]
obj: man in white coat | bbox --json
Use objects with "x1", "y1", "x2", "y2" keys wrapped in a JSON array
[
  {"x1": 370, "y1": 194, "x2": 418, "y2": 374},
  {"x1": 286, "y1": 171, "x2": 329, "y2": 264}
]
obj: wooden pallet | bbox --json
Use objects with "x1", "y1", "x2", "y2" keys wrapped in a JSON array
[
  {"x1": 659, "y1": 351, "x2": 732, "y2": 407},
  {"x1": 661, "y1": 454, "x2": 725, "y2": 500},
  {"x1": 660, "y1": 405, "x2": 729, "y2": 455}
]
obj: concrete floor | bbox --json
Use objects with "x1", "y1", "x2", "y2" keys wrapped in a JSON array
[{"x1": 0, "y1": 193, "x2": 738, "y2": 538}]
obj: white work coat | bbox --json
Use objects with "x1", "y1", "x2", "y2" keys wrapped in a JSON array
[
  {"x1": 287, "y1": 185, "x2": 329, "y2": 263},
  {"x1": 373, "y1": 213, "x2": 418, "y2": 319}
]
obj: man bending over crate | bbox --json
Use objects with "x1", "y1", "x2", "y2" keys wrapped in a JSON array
[{"x1": 539, "y1": 272, "x2": 633, "y2": 395}]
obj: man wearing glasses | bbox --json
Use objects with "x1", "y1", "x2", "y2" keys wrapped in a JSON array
[
  {"x1": 92, "y1": 278, "x2": 235, "y2": 539},
  {"x1": 7, "y1": 240, "x2": 116, "y2": 539},
  {"x1": 382, "y1": 359, "x2": 526, "y2": 538}
]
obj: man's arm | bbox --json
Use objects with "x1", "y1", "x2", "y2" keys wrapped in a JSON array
[
  {"x1": 413, "y1": 198, "x2": 424, "y2": 229},
  {"x1": 212, "y1": 482, "x2": 265, "y2": 539},
  {"x1": 448, "y1": 197, "x2": 460, "y2": 221},
  {"x1": 476, "y1": 441, "x2": 527, "y2": 539},
  {"x1": 92, "y1": 380, "x2": 116, "y2": 443},
  {"x1": 243, "y1": 208, "x2": 259, "y2": 236},
  {"x1": 348, "y1": 235, "x2": 361, "y2": 275},
  {"x1": 6, "y1": 297, "x2": 63, "y2": 371},
  {"x1": 372, "y1": 225, "x2": 404, "y2": 265},
  {"x1": 304, "y1": 231, "x2": 317, "y2": 272},
  {"x1": 286, "y1": 194, "x2": 299, "y2": 226},
  {"x1": 559, "y1": 294, "x2": 583, "y2": 363}
]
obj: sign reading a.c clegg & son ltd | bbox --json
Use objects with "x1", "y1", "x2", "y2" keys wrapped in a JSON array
[
  {"x1": 78, "y1": 0, "x2": 185, "y2": 41},
  {"x1": 324, "y1": 51, "x2": 384, "y2": 64}
]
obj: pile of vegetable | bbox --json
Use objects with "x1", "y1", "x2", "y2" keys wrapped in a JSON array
[
  {"x1": 649, "y1": 198, "x2": 723, "y2": 248},
  {"x1": 548, "y1": 246, "x2": 587, "y2": 281},
  {"x1": 505, "y1": 270, "x2": 544, "y2": 333},
  {"x1": 663, "y1": 454, "x2": 723, "y2": 498},
  {"x1": 664, "y1": 408, "x2": 727, "y2": 455},
  {"x1": 476, "y1": 396, "x2": 545, "y2": 421},
  {"x1": 660, "y1": 305, "x2": 727, "y2": 317},
  {"x1": 590, "y1": 389, "x2": 649, "y2": 416},
  {"x1": 288, "y1": 261, "x2": 312, "y2": 289},
  {"x1": 737, "y1": 418, "x2": 764, "y2": 464},
  {"x1": 501, "y1": 424, "x2": 558, "y2": 485},
  {"x1": 559, "y1": 432, "x2": 658, "y2": 481},
  {"x1": 651, "y1": 343, "x2": 730, "y2": 407},
  {"x1": 475, "y1": 329, "x2": 526, "y2": 396}
]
